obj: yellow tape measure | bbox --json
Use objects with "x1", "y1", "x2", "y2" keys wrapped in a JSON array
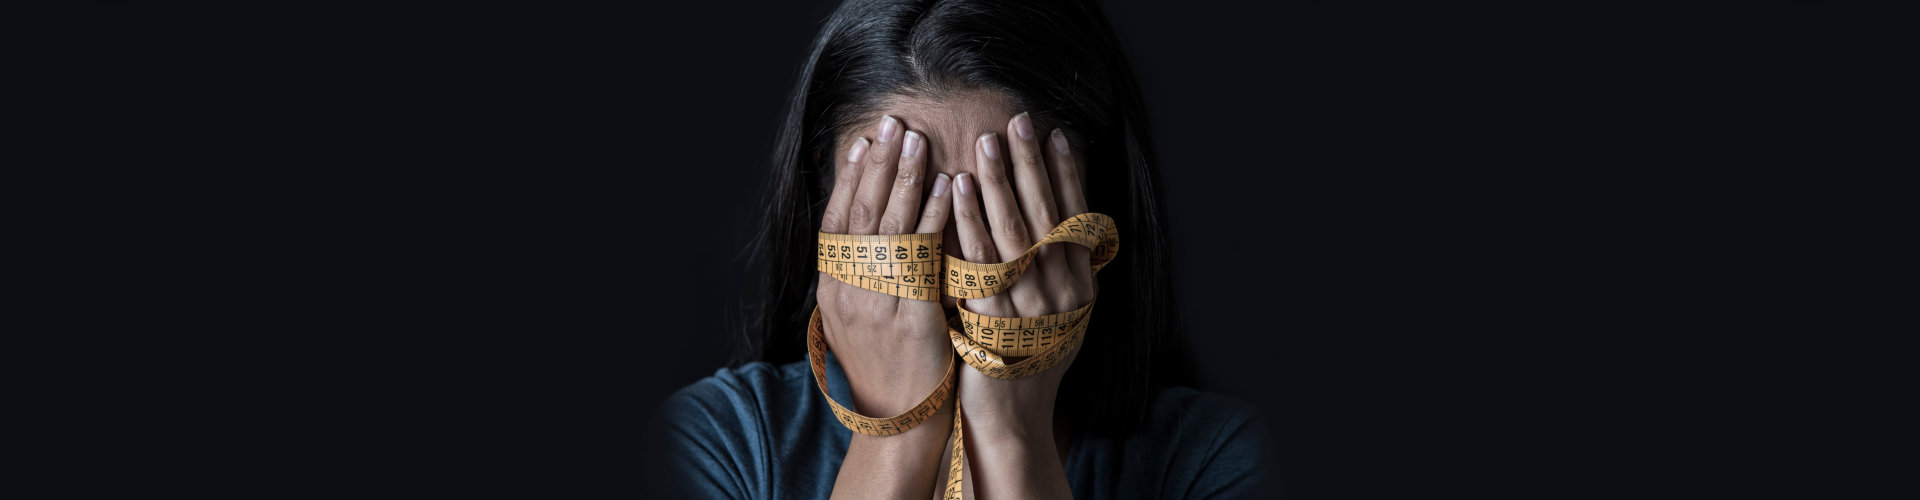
[
  {"x1": 804, "y1": 312, "x2": 955, "y2": 436},
  {"x1": 810, "y1": 212, "x2": 1119, "y2": 499},
  {"x1": 815, "y1": 232, "x2": 945, "y2": 301}
]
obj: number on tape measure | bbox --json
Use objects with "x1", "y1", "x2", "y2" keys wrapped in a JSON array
[{"x1": 811, "y1": 213, "x2": 1120, "y2": 500}]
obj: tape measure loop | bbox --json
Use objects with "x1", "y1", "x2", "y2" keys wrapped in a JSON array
[
  {"x1": 805, "y1": 308, "x2": 956, "y2": 436},
  {"x1": 812, "y1": 212, "x2": 1119, "y2": 499}
]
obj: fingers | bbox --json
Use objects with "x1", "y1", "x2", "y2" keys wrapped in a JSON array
[
  {"x1": 913, "y1": 173, "x2": 953, "y2": 234},
  {"x1": 950, "y1": 173, "x2": 999, "y2": 265},
  {"x1": 1007, "y1": 112, "x2": 1062, "y2": 241},
  {"x1": 952, "y1": 173, "x2": 1015, "y2": 315},
  {"x1": 1006, "y1": 113, "x2": 1076, "y2": 311},
  {"x1": 820, "y1": 137, "x2": 869, "y2": 234},
  {"x1": 1044, "y1": 128, "x2": 1094, "y2": 289},
  {"x1": 876, "y1": 130, "x2": 927, "y2": 235},
  {"x1": 974, "y1": 133, "x2": 1032, "y2": 260},
  {"x1": 848, "y1": 115, "x2": 904, "y2": 235},
  {"x1": 1044, "y1": 128, "x2": 1087, "y2": 217}
]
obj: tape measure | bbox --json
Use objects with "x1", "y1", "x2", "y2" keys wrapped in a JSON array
[
  {"x1": 814, "y1": 232, "x2": 946, "y2": 301},
  {"x1": 810, "y1": 212, "x2": 1119, "y2": 499}
]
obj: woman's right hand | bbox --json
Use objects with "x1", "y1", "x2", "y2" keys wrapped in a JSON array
[{"x1": 817, "y1": 115, "x2": 955, "y2": 417}]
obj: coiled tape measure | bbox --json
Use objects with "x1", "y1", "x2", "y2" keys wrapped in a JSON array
[{"x1": 811, "y1": 212, "x2": 1117, "y2": 499}]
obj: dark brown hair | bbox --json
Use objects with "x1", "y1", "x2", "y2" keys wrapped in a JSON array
[{"x1": 739, "y1": 0, "x2": 1193, "y2": 438}]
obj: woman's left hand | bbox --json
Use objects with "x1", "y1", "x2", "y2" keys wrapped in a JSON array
[{"x1": 943, "y1": 112, "x2": 1090, "y2": 498}]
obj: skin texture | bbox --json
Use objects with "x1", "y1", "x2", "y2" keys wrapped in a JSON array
[{"x1": 820, "y1": 88, "x2": 1089, "y2": 499}]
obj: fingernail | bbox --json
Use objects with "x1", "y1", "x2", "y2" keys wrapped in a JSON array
[
  {"x1": 955, "y1": 173, "x2": 972, "y2": 196},
  {"x1": 848, "y1": 137, "x2": 869, "y2": 163},
  {"x1": 932, "y1": 173, "x2": 950, "y2": 198},
  {"x1": 979, "y1": 133, "x2": 999, "y2": 159},
  {"x1": 1013, "y1": 112, "x2": 1033, "y2": 140},
  {"x1": 879, "y1": 115, "x2": 899, "y2": 143},
  {"x1": 1050, "y1": 129, "x2": 1068, "y2": 154},
  {"x1": 902, "y1": 130, "x2": 922, "y2": 157}
]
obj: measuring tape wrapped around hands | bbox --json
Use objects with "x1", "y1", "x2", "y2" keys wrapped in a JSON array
[{"x1": 809, "y1": 212, "x2": 1118, "y2": 500}]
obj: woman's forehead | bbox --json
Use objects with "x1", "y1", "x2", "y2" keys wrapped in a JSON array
[
  {"x1": 837, "y1": 89, "x2": 1018, "y2": 176},
  {"x1": 881, "y1": 89, "x2": 1018, "y2": 149}
]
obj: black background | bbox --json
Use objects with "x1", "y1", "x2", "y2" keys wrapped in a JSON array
[{"x1": 37, "y1": 0, "x2": 1904, "y2": 498}]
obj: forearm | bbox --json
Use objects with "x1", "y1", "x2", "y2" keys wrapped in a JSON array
[
  {"x1": 966, "y1": 421, "x2": 1073, "y2": 500},
  {"x1": 831, "y1": 404, "x2": 955, "y2": 499}
]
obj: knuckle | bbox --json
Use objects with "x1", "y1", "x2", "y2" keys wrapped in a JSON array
[
  {"x1": 979, "y1": 168, "x2": 1009, "y2": 186},
  {"x1": 996, "y1": 221, "x2": 1028, "y2": 241},
  {"x1": 1056, "y1": 165, "x2": 1081, "y2": 183},
  {"x1": 892, "y1": 181, "x2": 918, "y2": 203},
  {"x1": 1020, "y1": 150, "x2": 1047, "y2": 169},
  {"x1": 820, "y1": 208, "x2": 846, "y2": 227},
  {"x1": 848, "y1": 200, "x2": 876, "y2": 226},
  {"x1": 876, "y1": 215, "x2": 903, "y2": 235},
  {"x1": 956, "y1": 203, "x2": 984, "y2": 221},
  {"x1": 963, "y1": 242, "x2": 992, "y2": 259},
  {"x1": 1031, "y1": 205, "x2": 1056, "y2": 224},
  {"x1": 1010, "y1": 287, "x2": 1042, "y2": 310}
]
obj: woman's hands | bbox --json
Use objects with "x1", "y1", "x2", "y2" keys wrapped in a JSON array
[
  {"x1": 945, "y1": 112, "x2": 1090, "y2": 499},
  {"x1": 823, "y1": 112, "x2": 1091, "y2": 499},
  {"x1": 821, "y1": 115, "x2": 957, "y2": 499},
  {"x1": 818, "y1": 115, "x2": 955, "y2": 418}
]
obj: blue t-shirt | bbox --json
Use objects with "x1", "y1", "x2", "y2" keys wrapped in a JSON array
[{"x1": 654, "y1": 352, "x2": 1268, "y2": 499}]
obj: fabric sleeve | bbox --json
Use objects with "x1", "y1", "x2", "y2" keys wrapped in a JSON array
[
  {"x1": 650, "y1": 371, "x2": 769, "y2": 500},
  {"x1": 1183, "y1": 396, "x2": 1271, "y2": 499}
]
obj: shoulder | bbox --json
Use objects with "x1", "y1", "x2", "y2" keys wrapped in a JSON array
[
  {"x1": 655, "y1": 361, "x2": 802, "y2": 457},
  {"x1": 654, "y1": 360, "x2": 855, "y2": 498},
  {"x1": 654, "y1": 361, "x2": 830, "y2": 499},
  {"x1": 1140, "y1": 387, "x2": 1266, "y2": 467},
  {"x1": 660, "y1": 361, "x2": 810, "y2": 421},
  {"x1": 1147, "y1": 387, "x2": 1268, "y2": 498},
  {"x1": 659, "y1": 360, "x2": 835, "y2": 450}
]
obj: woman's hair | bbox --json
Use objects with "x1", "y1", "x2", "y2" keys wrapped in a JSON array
[{"x1": 738, "y1": 0, "x2": 1193, "y2": 437}]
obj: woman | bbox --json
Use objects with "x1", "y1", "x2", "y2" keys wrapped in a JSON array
[{"x1": 658, "y1": 0, "x2": 1264, "y2": 497}]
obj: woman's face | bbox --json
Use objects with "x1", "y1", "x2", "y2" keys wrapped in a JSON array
[{"x1": 831, "y1": 88, "x2": 1040, "y2": 309}]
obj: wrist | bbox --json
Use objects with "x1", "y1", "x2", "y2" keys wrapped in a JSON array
[
  {"x1": 848, "y1": 401, "x2": 954, "y2": 447},
  {"x1": 964, "y1": 402, "x2": 1056, "y2": 450},
  {"x1": 973, "y1": 419, "x2": 1054, "y2": 453},
  {"x1": 845, "y1": 360, "x2": 951, "y2": 416},
  {"x1": 837, "y1": 403, "x2": 955, "y2": 498},
  {"x1": 961, "y1": 407, "x2": 1073, "y2": 499},
  {"x1": 959, "y1": 379, "x2": 1058, "y2": 440}
]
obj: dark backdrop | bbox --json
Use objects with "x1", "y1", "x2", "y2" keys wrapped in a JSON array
[{"x1": 41, "y1": 0, "x2": 1900, "y2": 498}]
